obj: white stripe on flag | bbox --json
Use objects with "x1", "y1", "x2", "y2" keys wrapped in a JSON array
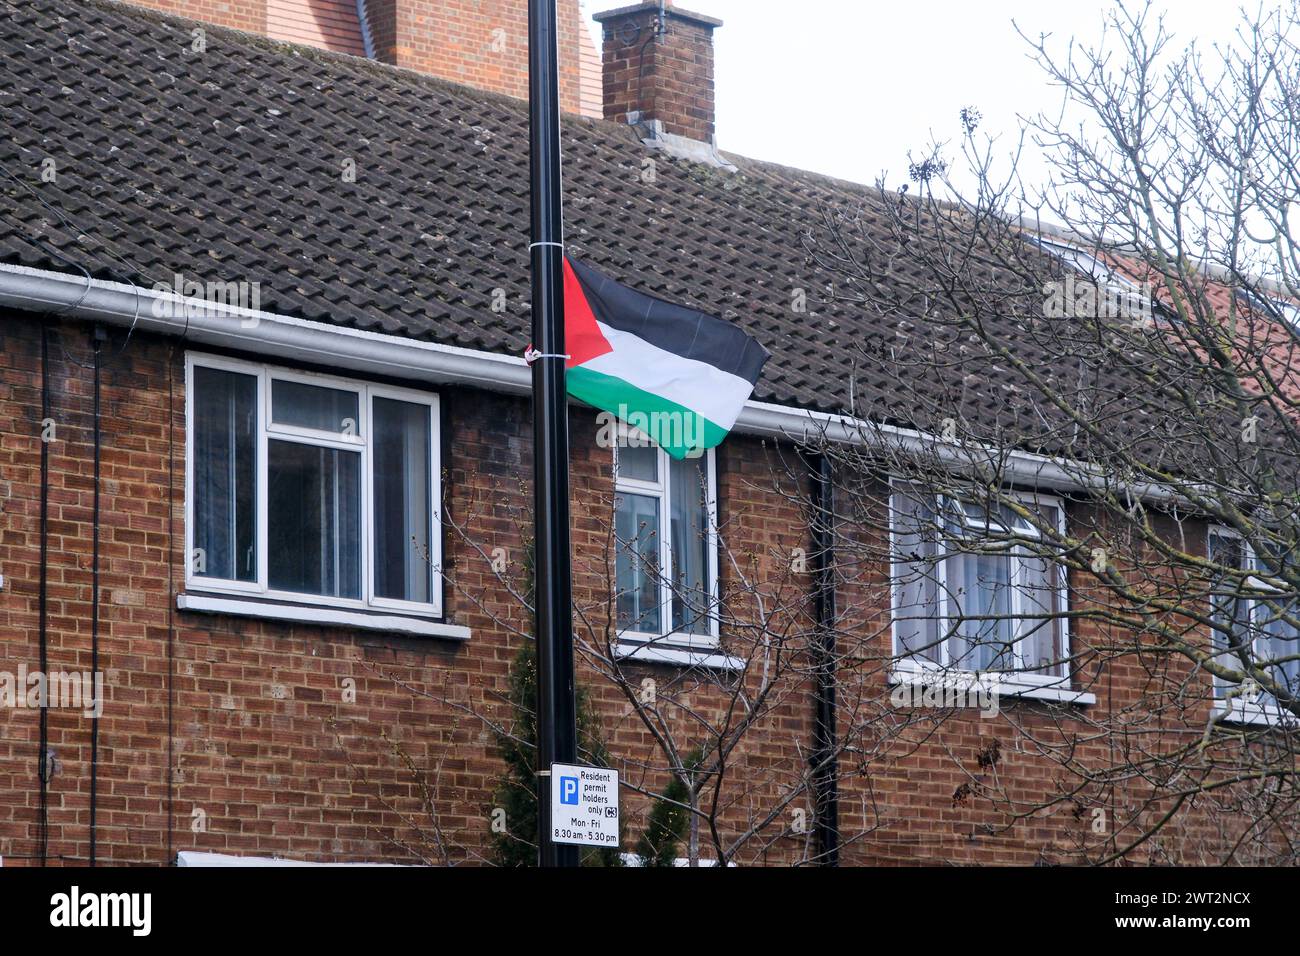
[{"x1": 583, "y1": 322, "x2": 756, "y2": 431}]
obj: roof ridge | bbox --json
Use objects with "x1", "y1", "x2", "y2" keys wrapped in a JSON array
[
  {"x1": 95, "y1": 0, "x2": 627, "y2": 131},
  {"x1": 96, "y1": 0, "x2": 904, "y2": 192}
]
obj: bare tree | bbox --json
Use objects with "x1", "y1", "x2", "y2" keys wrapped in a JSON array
[
  {"x1": 418, "y1": 442, "x2": 898, "y2": 866},
  {"x1": 335, "y1": 2, "x2": 1300, "y2": 867},
  {"x1": 798, "y1": 0, "x2": 1300, "y2": 863}
]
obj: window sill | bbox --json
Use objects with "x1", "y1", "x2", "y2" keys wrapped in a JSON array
[
  {"x1": 1212, "y1": 703, "x2": 1297, "y2": 727},
  {"x1": 176, "y1": 850, "x2": 406, "y2": 867},
  {"x1": 888, "y1": 663, "x2": 1096, "y2": 706},
  {"x1": 177, "y1": 593, "x2": 470, "y2": 640},
  {"x1": 614, "y1": 640, "x2": 744, "y2": 671},
  {"x1": 619, "y1": 852, "x2": 734, "y2": 867}
]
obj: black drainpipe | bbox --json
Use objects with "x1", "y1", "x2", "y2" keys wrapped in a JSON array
[{"x1": 809, "y1": 452, "x2": 839, "y2": 864}]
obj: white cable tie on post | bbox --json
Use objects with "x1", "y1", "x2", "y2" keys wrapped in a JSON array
[{"x1": 524, "y1": 345, "x2": 571, "y2": 365}]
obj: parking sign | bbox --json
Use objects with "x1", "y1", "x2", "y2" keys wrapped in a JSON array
[{"x1": 550, "y1": 763, "x2": 619, "y2": 847}]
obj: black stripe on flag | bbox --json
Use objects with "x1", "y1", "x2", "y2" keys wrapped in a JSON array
[{"x1": 568, "y1": 257, "x2": 770, "y2": 384}]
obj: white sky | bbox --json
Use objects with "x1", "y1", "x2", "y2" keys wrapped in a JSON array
[{"x1": 584, "y1": 0, "x2": 1253, "y2": 192}]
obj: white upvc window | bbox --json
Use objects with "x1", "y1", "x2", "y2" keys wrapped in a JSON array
[
  {"x1": 612, "y1": 430, "x2": 719, "y2": 649},
  {"x1": 184, "y1": 353, "x2": 442, "y2": 617},
  {"x1": 1208, "y1": 527, "x2": 1300, "y2": 724},
  {"x1": 890, "y1": 482, "x2": 1070, "y2": 683}
]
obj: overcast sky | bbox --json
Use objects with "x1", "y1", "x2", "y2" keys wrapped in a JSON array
[{"x1": 584, "y1": 1, "x2": 1251, "y2": 192}]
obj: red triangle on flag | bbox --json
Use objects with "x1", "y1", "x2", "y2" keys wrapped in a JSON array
[{"x1": 563, "y1": 257, "x2": 613, "y2": 368}]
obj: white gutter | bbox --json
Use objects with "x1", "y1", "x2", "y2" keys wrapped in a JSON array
[
  {"x1": 736, "y1": 399, "x2": 1184, "y2": 503},
  {"x1": 0, "y1": 263, "x2": 1180, "y2": 502},
  {"x1": 0, "y1": 263, "x2": 531, "y2": 394}
]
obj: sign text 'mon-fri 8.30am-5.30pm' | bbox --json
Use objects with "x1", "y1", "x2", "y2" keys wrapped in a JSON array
[{"x1": 550, "y1": 763, "x2": 620, "y2": 847}]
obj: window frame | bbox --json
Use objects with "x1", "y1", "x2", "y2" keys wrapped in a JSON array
[
  {"x1": 888, "y1": 481, "x2": 1071, "y2": 688},
  {"x1": 611, "y1": 424, "x2": 720, "y2": 651},
  {"x1": 184, "y1": 353, "x2": 443, "y2": 618},
  {"x1": 1207, "y1": 525, "x2": 1299, "y2": 725}
]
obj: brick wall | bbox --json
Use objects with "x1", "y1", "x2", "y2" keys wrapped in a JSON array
[
  {"x1": 126, "y1": 0, "x2": 601, "y2": 117},
  {"x1": 128, "y1": 0, "x2": 268, "y2": 35},
  {"x1": 376, "y1": 0, "x2": 591, "y2": 116},
  {"x1": 0, "y1": 309, "x2": 1283, "y2": 865},
  {"x1": 267, "y1": 0, "x2": 366, "y2": 55},
  {"x1": 0, "y1": 312, "x2": 818, "y2": 864}
]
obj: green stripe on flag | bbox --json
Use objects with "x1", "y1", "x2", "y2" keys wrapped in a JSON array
[{"x1": 569, "y1": 366, "x2": 729, "y2": 459}]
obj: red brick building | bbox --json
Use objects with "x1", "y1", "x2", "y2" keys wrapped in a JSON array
[
  {"x1": 125, "y1": 0, "x2": 605, "y2": 116},
  {"x1": 0, "y1": 0, "x2": 1294, "y2": 866}
]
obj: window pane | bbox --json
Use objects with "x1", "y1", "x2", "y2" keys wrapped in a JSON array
[
  {"x1": 1209, "y1": 533, "x2": 1249, "y2": 700},
  {"x1": 669, "y1": 455, "x2": 711, "y2": 634},
  {"x1": 1258, "y1": 602, "x2": 1300, "y2": 704},
  {"x1": 373, "y1": 397, "x2": 432, "y2": 603},
  {"x1": 615, "y1": 491, "x2": 661, "y2": 633},
  {"x1": 1020, "y1": 553, "x2": 1063, "y2": 676},
  {"x1": 193, "y1": 366, "x2": 257, "y2": 582},
  {"x1": 952, "y1": 498, "x2": 997, "y2": 533},
  {"x1": 892, "y1": 490, "x2": 941, "y2": 663},
  {"x1": 1252, "y1": 544, "x2": 1300, "y2": 705},
  {"x1": 617, "y1": 443, "x2": 658, "y2": 482},
  {"x1": 272, "y1": 379, "x2": 360, "y2": 435},
  {"x1": 268, "y1": 440, "x2": 361, "y2": 598},
  {"x1": 949, "y1": 551, "x2": 1014, "y2": 671}
]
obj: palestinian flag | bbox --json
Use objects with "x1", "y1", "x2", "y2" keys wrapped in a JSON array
[{"x1": 562, "y1": 257, "x2": 770, "y2": 459}]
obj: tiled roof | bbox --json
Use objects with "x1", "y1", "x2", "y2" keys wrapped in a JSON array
[{"x1": 0, "y1": 0, "x2": 1164, "y2": 453}]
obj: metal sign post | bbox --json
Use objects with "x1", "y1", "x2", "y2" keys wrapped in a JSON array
[{"x1": 526, "y1": 0, "x2": 579, "y2": 868}]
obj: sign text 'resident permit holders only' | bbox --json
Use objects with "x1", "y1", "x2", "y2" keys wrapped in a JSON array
[{"x1": 550, "y1": 763, "x2": 620, "y2": 847}]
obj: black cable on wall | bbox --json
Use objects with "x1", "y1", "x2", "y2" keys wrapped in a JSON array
[
  {"x1": 165, "y1": 347, "x2": 179, "y2": 865},
  {"x1": 89, "y1": 324, "x2": 104, "y2": 865},
  {"x1": 809, "y1": 452, "x2": 840, "y2": 865},
  {"x1": 37, "y1": 322, "x2": 51, "y2": 865}
]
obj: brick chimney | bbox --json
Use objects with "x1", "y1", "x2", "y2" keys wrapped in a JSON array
[{"x1": 594, "y1": 1, "x2": 723, "y2": 144}]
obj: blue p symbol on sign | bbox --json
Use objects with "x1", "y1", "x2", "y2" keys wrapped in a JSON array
[{"x1": 560, "y1": 776, "x2": 579, "y2": 805}]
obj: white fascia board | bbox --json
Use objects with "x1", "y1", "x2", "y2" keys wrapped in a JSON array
[
  {"x1": 0, "y1": 263, "x2": 1179, "y2": 502},
  {"x1": 0, "y1": 263, "x2": 531, "y2": 394}
]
